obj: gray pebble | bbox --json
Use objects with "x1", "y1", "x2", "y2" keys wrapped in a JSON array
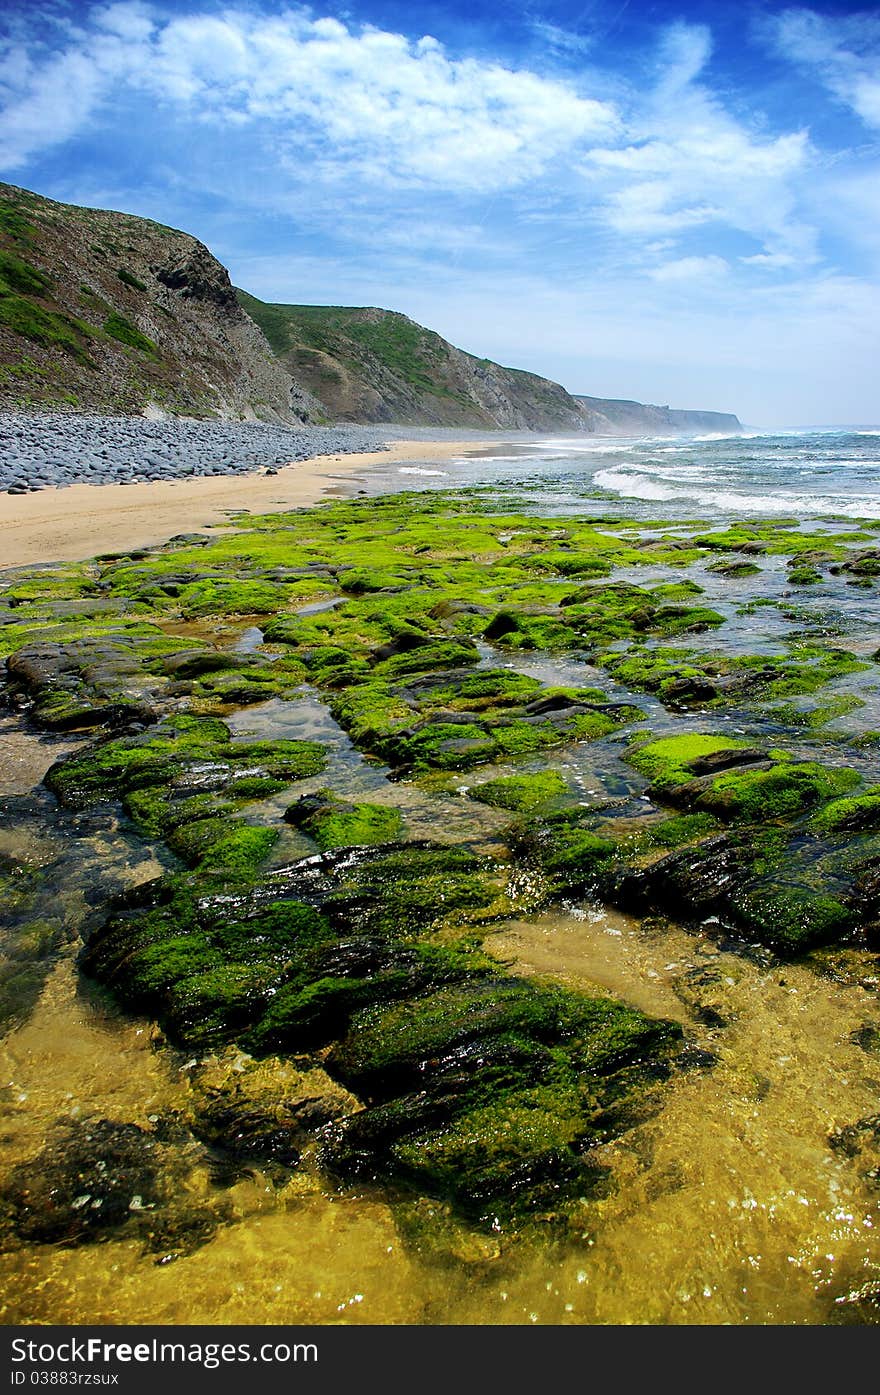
[{"x1": 0, "y1": 412, "x2": 391, "y2": 492}]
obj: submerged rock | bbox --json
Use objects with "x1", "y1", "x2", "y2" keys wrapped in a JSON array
[
  {"x1": 0, "y1": 1118, "x2": 224, "y2": 1254},
  {"x1": 190, "y1": 1052, "x2": 361, "y2": 1165},
  {"x1": 323, "y1": 977, "x2": 680, "y2": 1222},
  {"x1": 76, "y1": 836, "x2": 684, "y2": 1224}
]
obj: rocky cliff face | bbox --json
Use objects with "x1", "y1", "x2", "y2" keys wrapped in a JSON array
[
  {"x1": 0, "y1": 183, "x2": 743, "y2": 436},
  {"x1": 0, "y1": 184, "x2": 319, "y2": 421},
  {"x1": 575, "y1": 395, "x2": 743, "y2": 436},
  {"x1": 236, "y1": 294, "x2": 593, "y2": 431}
]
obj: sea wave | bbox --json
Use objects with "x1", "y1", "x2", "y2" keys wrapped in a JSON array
[
  {"x1": 398, "y1": 466, "x2": 449, "y2": 476},
  {"x1": 453, "y1": 455, "x2": 522, "y2": 463},
  {"x1": 528, "y1": 440, "x2": 632, "y2": 453},
  {"x1": 593, "y1": 467, "x2": 880, "y2": 518}
]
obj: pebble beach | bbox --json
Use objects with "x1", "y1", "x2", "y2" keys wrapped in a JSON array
[{"x1": 0, "y1": 413, "x2": 395, "y2": 494}]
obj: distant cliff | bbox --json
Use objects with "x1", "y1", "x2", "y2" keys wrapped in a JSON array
[
  {"x1": 235, "y1": 293, "x2": 592, "y2": 431},
  {"x1": 575, "y1": 395, "x2": 742, "y2": 436}
]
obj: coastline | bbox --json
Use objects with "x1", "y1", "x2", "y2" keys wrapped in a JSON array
[{"x1": 0, "y1": 438, "x2": 482, "y2": 570}]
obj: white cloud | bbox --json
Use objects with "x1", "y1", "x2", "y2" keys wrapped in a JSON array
[
  {"x1": 1, "y1": 3, "x2": 875, "y2": 423},
  {"x1": 94, "y1": 3, "x2": 155, "y2": 43},
  {"x1": 0, "y1": 6, "x2": 618, "y2": 189},
  {"x1": 529, "y1": 21, "x2": 593, "y2": 57},
  {"x1": 581, "y1": 22, "x2": 812, "y2": 258},
  {"x1": 771, "y1": 8, "x2": 880, "y2": 129},
  {"x1": 654, "y1": 21, "x2": 713, "y2": 94},
  {"x1": 741, "y1": 250, "x2": 800, "y2": 270},
  {"x1": 648, "y1": 254, "x2": 729, "y2": 282},
  {"x1": 0, "y1": 3, "x2": 812, "y2": 259}
]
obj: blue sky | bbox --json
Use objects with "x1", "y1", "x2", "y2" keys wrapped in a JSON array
[{"x1": 1, "y1": 2, "x2": 879, "y2": 424}]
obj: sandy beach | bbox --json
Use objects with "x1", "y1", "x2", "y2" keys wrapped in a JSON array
[{"x1": 0, "y1": 439, "x2": 481, "y2": 571}]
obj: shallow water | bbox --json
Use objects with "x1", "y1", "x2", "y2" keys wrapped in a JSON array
[
  {"x1": 3, "y1": 871, "x2": 880, "y2": 1324},
  {"x1": 361, "y1": 426, "x2": 880, "y2": 524},
  {"x1": 485, "y1": 909, "x2": 880, "y2": 1323},
  {"x1": 1, "y1": 713, "x2": 878, "y2": 1326}
]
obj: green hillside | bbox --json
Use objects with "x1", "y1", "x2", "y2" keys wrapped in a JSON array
[{"x1": 235, "y1": 289, "x2": 592, "y2": 428}]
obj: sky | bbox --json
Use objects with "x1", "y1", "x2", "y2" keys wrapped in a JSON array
[{"x1": 0, "y1": 2, "x2": 879, "y2": 425}]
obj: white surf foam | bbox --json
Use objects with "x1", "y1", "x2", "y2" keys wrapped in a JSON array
[
  {"x1": 527, "y1": 440, "x2": 633, "y2": 453},
  {"x1": 594, "y1": 468, "x2": 880, "y2": 518}
]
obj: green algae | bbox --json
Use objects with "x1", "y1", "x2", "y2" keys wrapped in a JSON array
[
  {"x1": 707, "y1": 560, "x2": 762, "y2": 578},
  {"x1": 626, "y1": 734, "x2": 754, "y2": 789},
  {"x1": 642, "y1": 812, "x2": 721, "y2": 847},
  {"x1": 602, "y1": 640, "x2": 868, "y2": 711},
  {"x1": 787, "y1": 566, "x2": 824, "y2": 586},
  {"x1": 178, "y1": 579, "x2": 291, "y2": 618},
  {"x1": 467, "y1": 770, "x2": 570, "y2": 814},
  {"x1": 386, "y1": 1080, "x2": 608, "y2": 1217},
  {"x1": 761, "y1": 646, "x2": 867, "y2": 696},
  {"x1": 607, "y1": 811, "x2": 723, "y2": 857},
  {"x1": 415, "y1": 669, "x2": 543, "y2": 711},
  {"x1": 483, "y1": 611, "x2": 581, "y2": 651},
  {"x1": 166, "y1": 819, "x2": 278, "y2": 875},
  {"x1": 729, "y1": 885, "x2": 856, "y2": 954},
  {"x1": 694, "y1": 762, "x2": 860, "y2": 822},
  {"x1": 556, "y1": 580, "x2": 724, "y2": 647},
  {"x1": 525, "y1": 820, "x2": 618, "y2": 888},
  {"x1": 79, "y1": 886, "x2": 335, "y2": 1046},
  {"x1": 765, "y1": 695, "x2": 866, "y2": 730},
  {"x1": 7, "y1": 483, "x2": 880, "y2": 1230},
  {"x1": 812, "y1": 789, "x2": 880, "y2": 833},
  {"x1": 322, "y1": 844, "x2": 504, "y2": 939},
  {"x1": 326, "y1": 978, "x2": 680, "y2": 1220},
  {"x1": 625, "y1": 734, "x2": 859, "y2": 824},
  {"x1": 285, "y1": 792, "x2": 405, "y2": 849},
  {"x1": 44, "y1": 714, "x2": 327, "y2": 811}
]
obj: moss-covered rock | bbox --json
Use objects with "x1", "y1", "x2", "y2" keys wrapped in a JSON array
[
  {"x1": 691, "y1": 762, "x2": 860, "y2": 823},
  {"x1": 787, "y1": 565, "x2": 823, "y2": 585},
  {"x1": 44, "y1": 714, "x2": 326, "y2": 814},
  {"x1": 324, "y1": 978, "x2": 681, "y2": 1221},
  {"x1": 626, "y1": 733, "x2": 760, "y2": 791},
  {"x1": 284, "y1": 791, "x2": 404, "y2": 849},
  {"x1": 527, "y1": 819, "x2": 618, "y2": 888},
  {"x1": 813, "y1": 789, "x2": 880, "y2": 833},
  {"x1": 467, "y1": 770, "x2": 571, "y2": 815},
  {"x1": 166, "y1": 819, "x2": 278, "y2": 875},
  {"x1": 730, "y1": 883, "x2": 856, "y2": 954},
  {"x1": 707, "y1": 560, "x2": 762, "y2": 578},
  {"x1": 6, "y1": 637, "x2": 163, "y2": 728},
  {"x1": 11, "y1": 485, "x2": 880, "y2": 1233}
]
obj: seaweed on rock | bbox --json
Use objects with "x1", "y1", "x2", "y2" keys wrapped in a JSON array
[{"x1": 5, "y1": 488, "x2": 879, "y2": 1227}]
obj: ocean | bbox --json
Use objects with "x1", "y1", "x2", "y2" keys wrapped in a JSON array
[{"x1": 370, "y1": 425, "x2": 880, "y2": 523}]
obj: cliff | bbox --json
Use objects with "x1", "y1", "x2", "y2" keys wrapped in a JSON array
[
  {"x1": 0, "y1": 183, "x2": 318, "y2": 421},
  {"x1": 234, "y1": 293, "x2": 594, "y2": 430},
  {"x1": 575, "y1": 395, "x2": 742, "y2": 436},
  {"x1": 0, "y1": 182, "x2": 743, "y2": 435}
]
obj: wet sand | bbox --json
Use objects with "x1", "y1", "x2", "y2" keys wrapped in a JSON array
[{"x1": 0, "y1": 439, "x2": 481, "y2": 570}]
